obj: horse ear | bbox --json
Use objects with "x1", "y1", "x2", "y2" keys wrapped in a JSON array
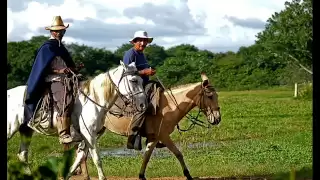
[
  {"x1": 119, "y1": 60, "x2": 124, "y2": 66},
  {"x1": 201, "y1": 72, "x2": 209, "y2": 87},
  {"x1": 201, "y1": 72, "x2": 208, "y2": 81},
  {"x1": 202, "y1": 80, "x2": 209, "y2": 87}
]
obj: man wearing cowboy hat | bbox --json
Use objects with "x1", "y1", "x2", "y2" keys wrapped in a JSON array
[
  {"x1": 24, "y1": 16, "x2": 81, "y2": 144},
  {"x1": 122, "y1": 30, "x2": 165, "y2": 150}
]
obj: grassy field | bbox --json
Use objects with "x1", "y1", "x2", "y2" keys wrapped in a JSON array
[{"x1": 7, "y1": 87, "x2": 313, "y2": 179}]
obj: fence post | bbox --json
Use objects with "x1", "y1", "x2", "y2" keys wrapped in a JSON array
[{"x1": 294, "y1": 83, "x2": 298, "y2": 97}]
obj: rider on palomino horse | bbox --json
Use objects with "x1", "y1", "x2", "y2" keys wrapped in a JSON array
[
  {"x1": 122, "y1": 30, "x2": 165, "y2": 150},
  {"x1": 24, "y1": 16, "x2": 82, "y2": 144}
]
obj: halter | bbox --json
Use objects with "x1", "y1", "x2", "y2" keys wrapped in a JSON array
[
  {"x1": 78, "y1": 67, "x2": 145, "y2": 113},
  {"x1": 165, "y1": 83, "x2": 220, "y2": 133},
  {"x1": 107, "y1": 69, "x2": 146, "y2": 113}
]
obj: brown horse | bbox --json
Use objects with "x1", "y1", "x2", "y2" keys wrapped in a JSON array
[{"x1": 77, "y1": 73, "x2": 221, "y2": 180}]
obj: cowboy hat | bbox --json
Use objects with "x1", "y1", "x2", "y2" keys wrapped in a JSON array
[
  {"x1": 129, "y1": 30, "x2": 153, "y2": 44},
  {"x1": 45, "y1": 16, "x2": 69, "y2": 31}
]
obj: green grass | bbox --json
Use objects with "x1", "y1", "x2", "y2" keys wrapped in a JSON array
[{"x1": 7, "y1": 87, "x2": 312, "y2": 179}]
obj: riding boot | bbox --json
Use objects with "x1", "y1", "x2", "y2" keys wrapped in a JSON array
[
  {"x1": 133, "y1": 134, "x2": 142, "y2": 150},
  {"x1": 127, "y1": 134, "x2": 135, "y2": 149},
  {"x1": 127, "y1": 131, "x2": 142, "y2": 150},
  {"x1": 57, "y1": 117, "x2": 73, "y2": 144}
]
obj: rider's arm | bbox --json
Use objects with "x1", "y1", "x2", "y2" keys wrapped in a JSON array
[
  {"x1": 123, "y1": 50, "x2": 134, "y2": 65},
  {"x1": 123, "y1": 50, "x2": 145, "y2": 75}
]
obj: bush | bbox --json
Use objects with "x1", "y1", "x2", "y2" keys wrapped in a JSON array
[
  {"x1": 297, "y1": 82, "x2": 313, "y2": 99},
  {"x1": 7, "y1": 149, "x2": 74, "y2": 180}
]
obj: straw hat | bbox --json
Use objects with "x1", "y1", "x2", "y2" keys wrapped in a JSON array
[
  {"x1": 45, "y1": 16, "x2": 69, "y2": 31},
  {"x1": 129, "y1": 30, "x2": 153, "y2": 44}
]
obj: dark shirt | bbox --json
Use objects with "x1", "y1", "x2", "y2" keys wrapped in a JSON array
[{"x1": 123, "y1": 47, "x2": 150, "y2": 84}]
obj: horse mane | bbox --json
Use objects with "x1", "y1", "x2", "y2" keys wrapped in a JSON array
[
  {"x1": 82, "y1": 73, "x2": 116, "y2": 103},
  {"x1": 165, "y1": 82, "x2": 200, "y2": 91}
]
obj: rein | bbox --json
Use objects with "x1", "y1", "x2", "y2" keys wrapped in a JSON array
[
  {"x1": 68, "y1": 71, "x2": 110, "y2": 111},
  {"x1": 78, "y1": 68, "x2": 144, "y2": 112},
  {"x1": 156, "y1": 76, "x2": 212, "y2": 133},
  {"x1": 167, "y1": 87, "x2": 212, "y2": 133}
]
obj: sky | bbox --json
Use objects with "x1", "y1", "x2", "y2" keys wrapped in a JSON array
[{"x1": 7, "y1": 0, "x2": 287, "y2": 52}]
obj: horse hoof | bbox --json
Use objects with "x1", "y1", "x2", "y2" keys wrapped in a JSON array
[
  {"x1": 71, "y1": 168, "x2": 82, "y2": 175},
  {"x1": 74, "y1": 168, "x2": 82, "y2": 175},
  {"x1": 183, "y1": 169, "x2": 193, "y2": 180},
  {"x1": 83, "y1": 176, "x2": 90, "y2": 180},
  {"x1": 139, "y1": 174, "x2": 146, "y2": 180}
]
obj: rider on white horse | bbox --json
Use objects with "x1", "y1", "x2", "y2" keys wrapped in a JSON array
[
  {"x1": 123, "y1": 30, "x2": 165, "y2": 150},
  {"x1": 24, "y1": 16, "x2": 82, "y2": 144}
]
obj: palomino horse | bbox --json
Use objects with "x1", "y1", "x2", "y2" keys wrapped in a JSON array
[
  {"x1": 7, "y1": 61, "x2": 147, "y2": 180},
  {"x1": 77, "y1": 73, "x2": 221, "y2": 180}
]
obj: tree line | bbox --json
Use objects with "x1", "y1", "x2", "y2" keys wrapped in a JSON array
[{"x1": 7, "y1": 0, "x2": 312, "y2": 91}]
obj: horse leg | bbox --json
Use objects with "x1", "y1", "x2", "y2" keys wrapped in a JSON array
[
  {"x1": 72, "y1": 146, "x2": 90, "y2": 180},
  {"x1": 67, "y1": 141, "x2": 90, "y2": 180},
  {"x1": 77, "y1": 127, "x2": 105, "y2": 179},
  {"x1": 138, "y1": 141, "x2": 157, "y2": 180},
  {"x1": 17, "y1": 124, "x2": 34, "y2": 175},
  {"x1": 79, "y1": 150, "x2": 90, "y2": 180},
  {"x1": 88, "y1": 142, "x2": 106, "y2": 180},
  {"x1": 79, "y1": 127, "x2": 106, "y2": 180},
  {"x1": 160, "y1": 136, "x2": 193, "y2": 180},
  {"x1": 73, "y1": 143, "x2": 82, "y2": 175}
]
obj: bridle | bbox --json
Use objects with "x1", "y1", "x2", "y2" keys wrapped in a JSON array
[
  {"x1": 78, "y1": 67, "x2": 145, "y2": 112},
  {"x1": 108, "y1": 68, "x2": 146, "y2": 113},
  {"x1": 166, "y1": 83, "x2": 220, "y2": 133}
]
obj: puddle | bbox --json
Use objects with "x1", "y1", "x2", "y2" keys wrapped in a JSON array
[
  {"x1": 99, "y1": 141, "x2": 218, "y2": 158},
  {"x1": 47, "y1": 142, "x2": 219, "y2": 158},
  {"x1": 100, "y1": 147, "x2": 171, "y2": 158}
]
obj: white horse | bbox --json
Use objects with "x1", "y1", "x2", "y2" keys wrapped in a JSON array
[{"x1": 7, "y1": 61, "x2": 147, "y2": 180}]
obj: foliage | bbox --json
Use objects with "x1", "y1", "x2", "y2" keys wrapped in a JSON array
[
  {"x1": 7, "y1": 0, "x2": 312, "y2": 91},
  {"x1": 297, "y1": 82, "x2": 312, "y2": 99},
  {"x1": 7, "y1": 149, "x2": 74, "y2": 180},
  {"x1": 255, "y1": 0, "x2": 312, "y2": 74}
]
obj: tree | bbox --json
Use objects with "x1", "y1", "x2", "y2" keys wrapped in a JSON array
[
  {"x1": 7, "y1": 41, "x2": 39, "y2": 88},
  {"x1": 166, "y1": 44, "x2": 199, "y2": 57},
  {"x1": 114, "y1": 43, "x2": 133, "y2": 61},
  {"x1": 156, "y1": 51, "x2": 215, "y2": 86},
  {"x1": 144, "y1": 44, "x2": 167, "y2": 67},
  {"x1": 67, "y1": 44, "x2": 117, "y2": 76},
  {"x1": 255, "y1": 0, "x2": 312, "y2": 74}
]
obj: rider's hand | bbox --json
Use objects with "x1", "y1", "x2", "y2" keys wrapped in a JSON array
[
  {"x1": 140, "y1": 68, "x2": 156, "y2": 76},
  {"x1": 150, "y1": 69, "x2": 156, "y2": 76},
  {"x1": 59, "y1": 68, "x2": 72, "y2": 74}
]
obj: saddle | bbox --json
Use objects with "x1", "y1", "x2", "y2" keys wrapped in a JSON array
[
  {"x1": 26, "y1": 88, "x2": 57, "y2": 135},
  {"x1": 108, "y1": 81, "x2": 163, "y2": 136},
  {"x1": 26, "y1": 76, "x2": 85, "y2": 136},
  {"x1": 109, "y1": 81, "x2": 162, "y2": 118}
]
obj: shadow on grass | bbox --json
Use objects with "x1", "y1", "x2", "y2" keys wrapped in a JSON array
[{"x1": 194, "y1": 167, "x2": 312, "y2": 180}]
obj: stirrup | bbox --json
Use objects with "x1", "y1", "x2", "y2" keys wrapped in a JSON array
[{"x1": 59, "y1": 135, "x2": 73, "y2": 144}]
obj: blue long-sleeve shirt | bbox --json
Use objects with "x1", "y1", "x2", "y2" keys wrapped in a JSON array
[{"x1": 123, "y1": 47, "x2": 150, "y2": 84}]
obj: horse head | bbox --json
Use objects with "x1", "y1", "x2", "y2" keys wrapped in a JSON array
[
  {"x1": 195, "y1": 73, "x2": 221, "y2": 125},
  {"x1": 109, "y1": 60, "x2": 147, "y2": 112}
]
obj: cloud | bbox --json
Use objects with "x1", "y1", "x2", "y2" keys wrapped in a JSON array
[
  {"x1": 8, "y1": 0, "x2": 64, "y2": 12},
  {"x1": 224, "y1": 16, "x2": 266, "y2": 29},
  {"x1": 122, "y1": 2, "x2": 207, "y2": 36},
  {"x1": 7, "y1": 0, "x2": 287, "y2": 52}
]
